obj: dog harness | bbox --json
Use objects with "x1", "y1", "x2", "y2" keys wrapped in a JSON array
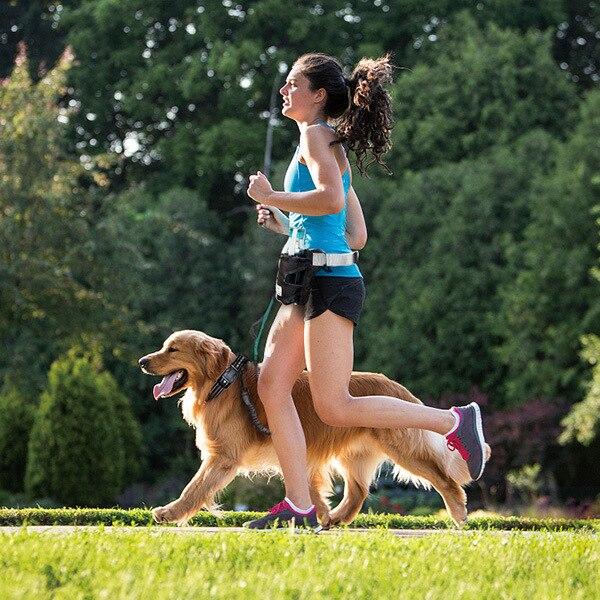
[
  {"x1": 206, "y1": 354, "x2": 248, "y2": 401},
  {"x1": 207, "y1": 355, "x2": 271, "y2": 436}
]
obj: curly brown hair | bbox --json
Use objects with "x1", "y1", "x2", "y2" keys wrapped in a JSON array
[{"x1": 294, "y1": 52, "x2": 395, "y2": 176}]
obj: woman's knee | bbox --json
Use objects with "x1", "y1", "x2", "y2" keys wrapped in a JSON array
[
  {"x1": 312, "y1": 393, "x2": 352, "y2": 427},
  {"x1": 257, "y1": 367, "x2": 294, "y2": 406},
  {"x1": 257, "y1": 369, "x2": 278, "y2": 402}
]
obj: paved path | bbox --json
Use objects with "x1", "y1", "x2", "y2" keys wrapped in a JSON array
[
  {"x1": 0, "y1": 525, "x2": 449, "y2": 537},
  {"x1": 1, "y1": 526, "x2": 589, "y2": 537}
]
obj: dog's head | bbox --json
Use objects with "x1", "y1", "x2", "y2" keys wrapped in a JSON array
[{"x1": 138, "y1": 330, "x2": 232, "y2": 400}]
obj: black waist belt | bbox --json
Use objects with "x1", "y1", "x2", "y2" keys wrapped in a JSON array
[{"x1": 275, "y1": 249, "x2": 359, "y2": 306}]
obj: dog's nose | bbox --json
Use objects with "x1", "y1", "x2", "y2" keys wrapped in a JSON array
[{"x1": 138, "y1": 357, "x2": 149, "y2": 368}]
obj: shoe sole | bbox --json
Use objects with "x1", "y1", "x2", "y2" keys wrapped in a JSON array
[
  {"x1": 242, "y1": 519, "x2": 322, "y2": 533},
  {"x1": 467, "y1": 401, "x2": 486, "y2": 481},
  {"x1": 243, "y1": 525, "x2": 322, "y2": 534}
]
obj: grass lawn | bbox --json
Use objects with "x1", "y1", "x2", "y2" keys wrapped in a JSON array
[{"x1": 1, "y1": 528, "x2": 598, "y2": 599}]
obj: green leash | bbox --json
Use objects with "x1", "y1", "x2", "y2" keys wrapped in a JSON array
[{"x1": 251, "y1": 294, "x2": 276, "y2": 364}]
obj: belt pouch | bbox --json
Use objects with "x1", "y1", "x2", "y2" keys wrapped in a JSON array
[{"x1": 275, "y1": 250, "x2": 315, "y2": 305}]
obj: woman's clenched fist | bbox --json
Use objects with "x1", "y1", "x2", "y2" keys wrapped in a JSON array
[{"x1": 247, "y1": 171, "x2": 274, "y2": 204}]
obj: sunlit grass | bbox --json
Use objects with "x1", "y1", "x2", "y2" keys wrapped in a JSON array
[{"x1": 0, "y1": 529, "x2": 598, "y2": 599}]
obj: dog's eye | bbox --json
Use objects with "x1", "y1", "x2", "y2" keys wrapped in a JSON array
[{"x1": 167, "y1": 347, "x2": 178, "y2": 353}]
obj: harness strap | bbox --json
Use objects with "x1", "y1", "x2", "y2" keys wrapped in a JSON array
[
  {"x1": 206, "y1": 355, "x2": 272, "y2": 436},
  {"x1": 206, "y1": 354, "x2": 248, "y2": 401},
  {"x1": 241, "y1": 378, "x2": 271, "y2": 436}
]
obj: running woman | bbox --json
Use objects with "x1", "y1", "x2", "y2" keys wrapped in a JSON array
[{"x1": 245, "y1": 53, "x2": 487, "y2": 529}]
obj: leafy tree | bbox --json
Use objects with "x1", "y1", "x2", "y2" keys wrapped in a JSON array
[
  {"x1": 9, "y1": 1, "x2": 599, "y2": 93},
  {"x1": 356, "y1": 14, "x2": 575, "y2": 401},
  {"x1": 0, "y1": 44, "x2": 91, "y2": 388},
  {"x1": 559, "y1": 162, "x2": 600, "y2": 446},
  {"x1": 25, "y1": 348, "x2": 140, "y2": 506},
  {"x1": 0, "y1": 383, "x2": 35, "y2": 492},
  {"x1": 0, "y1": 45, "x2": 154, "y2": 395},
  {"x1": 552, "y1": 0, "x2": 600, "y2": 89},
  {"x1": 560, "y1": 334, "x2": 600, "y2": 445},
  {"x1": 108, "y1": 185, "x2": 242, "y2": 353},
  {"x1": 359, "y1": 131, "x2": 559, "y2": 401},
  {"x1": 494, "y1": 90, "x2": 600, "y2": 405},
  {"x1": 390, "y1": 11, "x2": 578, "y2": 172},
  {"x1": 53, "y1": 2, "x2": 580, "y2": 226},
  {"x1": 93, "y1": 184, "x2": 242, "y2": 480},
  {"x1": 0, "y1": 1, "x2": 81, "y2": 80}
]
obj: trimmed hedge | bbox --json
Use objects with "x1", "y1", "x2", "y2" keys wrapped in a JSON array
[{"x1": 0, "y1": 508, "x2": 598, "y2": 531}]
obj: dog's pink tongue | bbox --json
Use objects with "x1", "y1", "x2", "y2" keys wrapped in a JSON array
[{"x1": 153, "y1": 372, "x2": 180, "y2": 401}]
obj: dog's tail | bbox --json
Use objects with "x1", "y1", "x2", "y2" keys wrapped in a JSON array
[
  {"x1": 373, "y1": 374, "x2": 473, "y2": 485},
  {"x1": 425, "y1": 430, "x2": 472, "y2": 485},
  {"x1": 382, "y1": 432, "x2": 470, "y2": 489}
]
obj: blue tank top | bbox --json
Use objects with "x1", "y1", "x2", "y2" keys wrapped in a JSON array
[{"x1": 282, "y1": 121, "x2": 362, "y2": 278}]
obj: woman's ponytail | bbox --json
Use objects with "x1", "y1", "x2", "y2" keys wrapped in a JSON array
[{"x1": 337, "y1": 53, "x2": 394, "y2": 176}]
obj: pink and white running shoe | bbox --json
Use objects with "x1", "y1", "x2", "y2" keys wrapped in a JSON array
[{"x1": 445, "y1": 402, "x2": 487, "y2": 481}]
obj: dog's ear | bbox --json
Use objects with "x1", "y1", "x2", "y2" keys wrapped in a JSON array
[{"x1": 194, "y1": 337, "x2": 230, "y2": 379}]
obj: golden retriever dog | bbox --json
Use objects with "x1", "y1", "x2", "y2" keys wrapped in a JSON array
[{"x1": 139, "y1": 330, "x2": 491, "y2": 527}]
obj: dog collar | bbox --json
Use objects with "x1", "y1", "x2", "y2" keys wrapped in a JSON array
[{"x1": 206, "y1": 354, "x2": 249, "y2": 401}]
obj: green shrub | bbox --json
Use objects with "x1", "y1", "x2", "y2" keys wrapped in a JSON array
[
  {"x1": 103, "y1": 374, "x2": 143, "y2": 485},
  {"x1": 0, "y1": 383, "x2": 35, "y2": 492},
  {"x1": 24, "y1": 349, "x2": 141, "y2": 506}
]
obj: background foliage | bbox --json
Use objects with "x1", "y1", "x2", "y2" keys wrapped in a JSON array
[{"x1": 0, "y1": 1, "x2": 599, "y2": 510}]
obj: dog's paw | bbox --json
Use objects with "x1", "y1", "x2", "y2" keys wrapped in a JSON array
[
  {"x1": 152, "y1": 504, "x2": 185, "y2": 524},
  {"x1": 152, "y1": 506, "x2": 170, "y2": 523},
  {"x1": 324, "y1": 511, "x2": 349, "y2": 528},
  {"x1": 317, "y1": 511, "x2": 332, "y2": 530},
  {"x1": 449, "y1": 505, "x2": 468, "y2": 528},
  {"x1": 453, "y1": 514, "x2": 468, "y2": 529}
]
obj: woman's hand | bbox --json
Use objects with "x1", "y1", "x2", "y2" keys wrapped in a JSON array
[
  {"x1": 247, "y1": 171, "x2": 274, "y2": 204},
  {"x1": 256, "y1": 204, "x2": 288, "y2": 235}
]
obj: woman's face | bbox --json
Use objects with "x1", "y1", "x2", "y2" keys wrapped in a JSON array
[{"x1": 279, "y1": 66, "x2": 324, "y2": 122}]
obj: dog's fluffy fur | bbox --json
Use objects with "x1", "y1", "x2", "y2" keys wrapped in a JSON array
[{"x1": 139, "y1": 330, "x2": 490, "y2": 527}]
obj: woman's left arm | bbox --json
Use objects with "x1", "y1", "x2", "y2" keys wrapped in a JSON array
[{"x1": 345, "y1": 185, "x2": 368, "y2": 250}]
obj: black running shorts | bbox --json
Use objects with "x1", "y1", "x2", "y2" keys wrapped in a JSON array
[{"x1": 304, "y1": 276, "x2": 366, "y2": 326}]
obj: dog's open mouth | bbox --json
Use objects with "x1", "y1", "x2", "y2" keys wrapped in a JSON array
[{"x1": 153, "y1": 370, "x2": 188, "y2": 400}]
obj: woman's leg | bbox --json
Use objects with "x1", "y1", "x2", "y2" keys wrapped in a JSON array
[
  {"x1": 257, "y1": 303, "x2": 312, "y2": 509},
  {"x1": 304, "y1": 310, "x2": 456, "y2": 434}
]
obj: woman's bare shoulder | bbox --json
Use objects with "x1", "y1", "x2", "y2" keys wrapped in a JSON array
[
  {"x1": 300, "y1": 123, "x2": 337, "y2": 150},
  {"x1": 299, "y1": 124, "x2": 347, "y2": 169}
]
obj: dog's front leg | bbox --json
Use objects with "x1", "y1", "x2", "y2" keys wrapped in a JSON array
[{"x1": 153, "y1": 455, "x2": 238, "y2": 525}]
